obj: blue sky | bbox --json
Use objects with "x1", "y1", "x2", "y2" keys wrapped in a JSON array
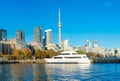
[{"x1": 0, "y1": 0, "x2": 120, "y2": 49}]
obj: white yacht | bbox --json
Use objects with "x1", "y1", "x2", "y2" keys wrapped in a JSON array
[{"x1": 44, "y1": 51, "x2": 90, "y2": 64}]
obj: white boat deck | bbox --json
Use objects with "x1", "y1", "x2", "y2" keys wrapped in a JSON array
[{"x1": 45, "y1": 51, "x2": 90, "y2": 64}]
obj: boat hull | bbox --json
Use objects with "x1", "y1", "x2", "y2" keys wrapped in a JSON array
[{"x1": 44, "y1": 59, "x2": 90, "y2": 64}]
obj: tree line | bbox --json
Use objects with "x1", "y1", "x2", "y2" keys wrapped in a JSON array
[
  {"x1": 0, "y1": 49, "x2": 105, "y2": 60},
  {"x1": 0, "y1": 48, "x2": 60, "y2": 60}
]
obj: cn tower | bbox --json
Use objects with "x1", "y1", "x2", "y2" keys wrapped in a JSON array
[{"x1": 58, "y1": 8, "x2": 62, "y2": 48}]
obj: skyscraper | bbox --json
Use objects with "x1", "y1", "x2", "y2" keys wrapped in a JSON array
[
  {"x1": 30, "y1": 26, "x2": 43, "y2": 50},
  {"x1": 34, "y1": 26, "x2": 42, "y2": 43},
  {"x1": 16, "y1": 30, "x2": 24, "y2": 42},
  {"x1": 86, "y1": 40, "x2": 91, "y2": 47},
  {"x1": 63, "y1": 40, "x2": 69, "y2": 50},
  {"x1": 0, "y1": 29, "x2": 7, "y2": 41},
  {"x1": 42, "y1": 37, "x2": 46, "y2": 49},
  {"x1": 16, "y1": 30, "x2": 27, "y2": 49},
  {"x1": 58, "y1": 8, "x2": 62, "y2": 48},
  {"x1": 93, "y1": 40, "x2": 98, "y2": 48},
  {"x1": 45, "y1": 29, "x2": 52, "y2": 46}
]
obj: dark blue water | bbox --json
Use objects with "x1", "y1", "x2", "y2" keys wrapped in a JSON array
[{"x1": 0, "y1": 63, "x2": 120, "y2": 81}]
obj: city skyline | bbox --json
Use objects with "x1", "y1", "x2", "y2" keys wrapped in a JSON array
[{"x1": 0, "y1": 0, "x2": 120, "y2": 49}]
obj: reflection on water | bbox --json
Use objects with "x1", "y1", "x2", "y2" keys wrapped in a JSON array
[
  {"x1": 45, "y1": 64, "x2": 91, "y2": 81},
  {"x1": 0, "y1": 63, "x2": 120, "y2": 81},
  {"x1": 0, "y1": 64, "x2": 47, "y2": 81}
]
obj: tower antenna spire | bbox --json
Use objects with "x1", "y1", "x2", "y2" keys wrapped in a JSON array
[
  {"x1": 58, "y1": 7, "x2": 62, "y2": 49},
  {"x1": 58, "y1": 7, "x2": 61, "y2": 24}
]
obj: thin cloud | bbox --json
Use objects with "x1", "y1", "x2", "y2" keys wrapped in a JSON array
[{"x1": 103, "y1": 1, "x2": 112, "y2": 7}]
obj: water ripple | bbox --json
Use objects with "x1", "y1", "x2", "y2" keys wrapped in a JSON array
[{"x1": 0, "y1": 64, "x2": 120, "y2": 81}]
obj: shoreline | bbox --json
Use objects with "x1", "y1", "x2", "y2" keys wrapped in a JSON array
[
  {"x1": 92, "y1": 58, "x2": 120, "y2": 63},
  {"x1": 0, "y1": 58, "x2": 120, "y2": 64}
]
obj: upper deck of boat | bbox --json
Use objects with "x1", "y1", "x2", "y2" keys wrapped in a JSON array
[{"x1": 58, "y1": 51, "x2": 87, "y2": 56}]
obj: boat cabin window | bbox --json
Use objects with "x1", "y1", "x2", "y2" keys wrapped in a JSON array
[
  {"x1": 60, "y1": 53, "x2": 70, "y2": 55},
  {"x1": 65, "y1": 57, "x2": 82, "y2": 59},
  {"x1": 83, "y1": 56, "x2": 87, "y2": 58},
  {"x1": 72, "y1": 53, "x2": 77, "y2": 55},
  {"x1": 54, "y1": 57, "x2": 63, "y2": 59}
]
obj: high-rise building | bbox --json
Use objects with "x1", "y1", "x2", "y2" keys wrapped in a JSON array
[
  {"x1": 58, "y1": 8, "x2": 62, "y2": 48},
  {"x1": 0, "y1": 29, "x2": 7, "y2": 41},
  {"x1": 86, "y1": 40, "x2": 91, "y2": 47},
  {"x1": 30, "y1": 26, "x2": 43, "y2": 50},
  {"x1": 16, "y1": 30, "x2": 24, "y2": 42},
  {"x1": 93, "y1": 40, "x2": 98, "y2": 48},
  {"x1": 45, "y1": 29, "x2": 52, "y2": 46},
  {"x1": 42, "y1": 37, "x2": 46, "y2": 49},
  {"x1": 34, "y1": 26, "x2": 42, "y2": 43},
  {"x1": 63, "y1": 40, "x2": 69, "y2": 50},
  {"x1": 16, "y1": 30, "x2": 27, "y2": 49}
]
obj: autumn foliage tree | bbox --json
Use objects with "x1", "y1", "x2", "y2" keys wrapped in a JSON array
[
  {"x1": 9, "y1": 47, "x2": 61, "y2": 60},
  {"x1": 77, "y1": 50, "x2": 84, "y2": 54},
  {"x1": 35, "y1": 50, "x2": 46, "y2": 59},
  {"x1": 22, "y1": 48, "x2": 32, "y2": 59},
  {"x1": 35, "y1": 49, "x2": 41, "y2": 58},
  {"x1": 13, "y1": 49, "x2": 22, "y2": 59},
  {"x1": 47, "y1": 49, "x2": 57, "y2": 58},
  {"x1": 35, "y1": 49, "x2": 59, "y2": 59},
  {"x1": 86, "y1": 52, "x2": 97, "y2": 59}
]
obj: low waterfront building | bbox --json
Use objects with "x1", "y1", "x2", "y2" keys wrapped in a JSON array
[
  {"x1": 7, "y1": 39, "x2": 16, "y2": 49},
  {"x1": 75, "y1": 46, "x2": 86, "y2": 52},
  {"x1": 92, "y1": 47, "x2": 105, "y2": 54},
  {"x1": 16, "y1": 42, "x2": 27, "y2": 49},
  {"x1": 30, "y1": 41, "x2": 43, "y2": 50},
  {"x1": 0, "y1": 40, "x2": 12, "y2": 54},
  {"x1": 116, "y1": 48, "x2": 120, "y2": 57},
  {"x1": 46, "y1": 44, "x2": 59, "y2": 51}
]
